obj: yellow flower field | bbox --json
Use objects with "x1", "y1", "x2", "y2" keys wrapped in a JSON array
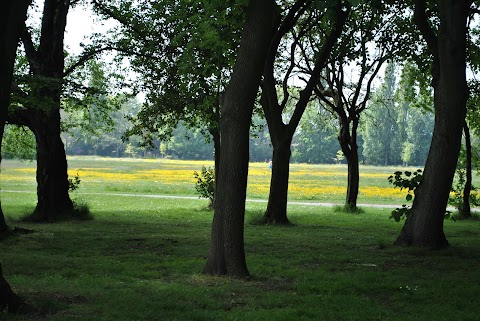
[{"x1": 2, "y1": 156, "x2": 470, "y2": 205}]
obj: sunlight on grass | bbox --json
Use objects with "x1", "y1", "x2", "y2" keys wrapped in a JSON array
[{"x1": 1, "y1": 156, "x2": 478, "y2": 206}]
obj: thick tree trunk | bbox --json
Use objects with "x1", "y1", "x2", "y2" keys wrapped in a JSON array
[
  {"x1": 0, "y1": 0, "x2": 32, "y2": 312},
  {"x1": 265, "y1": 133, "x2": 292, "y2": 224},
  {"x1": 31, "y1": 109, "x2": 73, "y2": 221},
  {"x1": 204, "y1": 0, "x2": 276, "y2": 277},
  {"x1": 394, "y1": 0, "x2": 469, "y2": 248},
  {"x1": 460, "y1": 121, "x2": 472, "y2": 218}
]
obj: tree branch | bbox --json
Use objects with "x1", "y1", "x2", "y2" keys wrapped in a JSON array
[
  {"x1": 414, "y1": 0, "x2": 439, "y2": 58},
  {"x1": 20, "y1": 24, "x2": 39, "y2": 74}
]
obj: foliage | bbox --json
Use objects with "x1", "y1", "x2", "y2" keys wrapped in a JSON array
[
  {"x1": 388, "y1": 169, "x2": 456, "y2": 222},
  {"x1": 68, "y1": 172, "x2": 81, "y2": 192},
  {"x1": 93, "y1": 0, "x2": 246, "y2": 148},
  {"x1": 388, "y1": 169, "x2": 423, "y2": 221},
  {"x1": 193, "y1": 166, "x2": 215, "y2": 208},
  {"x1": 449, "y1": 168, "x2": 480, "y2": 211},
  {"x1": 1, "y1": 125, "x2": 35, "y2": 160}
]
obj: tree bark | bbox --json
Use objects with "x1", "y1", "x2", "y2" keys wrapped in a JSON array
[
  {"x1": 204, "y1": 0, "x2": 277, "y2": 277},
  {"x1": 394, "y1": 0, "x2": 470, "y2": 248},
  {"x1": 31, "y1": 109, "x2": 73, "y2": 221},
  {"x1": 262, "y1": 1, "x2": 349, "y2": 223},
  {"x1": 338, "y1": 115, "x2": 360, "y2": 210},
  {"x1": 460, "y1": 121, "x2": 472, "y2": 218},
  {"x1": 212, "y1": 129, "x2": 221, "y2": 209},
  {"x1": 265, "y1": 131, "x2": 292, "y2": 224},
  {"x1": 0, "y1": 0, "x2": 32, "y2": 312},
  {"x1": 9, "y1": 0, "x2": 74, "y2": 221}
]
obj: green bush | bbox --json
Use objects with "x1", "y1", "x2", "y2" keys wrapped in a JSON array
[{"x1": 193, "y1": 166, "x2": 215, "y2": 209}]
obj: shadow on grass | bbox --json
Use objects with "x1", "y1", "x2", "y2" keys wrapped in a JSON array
[
  {"x1": 18, "y1": 198, "x2": 93, "y2": 223},
  {"x1": 333, "y1": 204, "x2": 365, "y2": 214}
]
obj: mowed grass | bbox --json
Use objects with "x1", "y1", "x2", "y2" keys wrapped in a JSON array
[
  {"x1": 2, "y1": 156, "x2": 470, "y2": 205},
  {"x1": 0, "y1": 157, "x2": 479, "y2": 320}
]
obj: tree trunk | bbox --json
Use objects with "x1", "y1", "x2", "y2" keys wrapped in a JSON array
[
  {"x1": 0, "y1": 0, "x2": 32, "y2": 312},
  {"x1": 460, "y1": 121, "x2": 472, "y2": 219},
  {"x1": 8, "y1": 0, "x2": 73, "y2": 222},
  {"x1": 0, "y1": 122, "x2": 8, "y2": 233},
  {"x1": 0, "y1": 264, "x2": 25, "y2": 313},
  {"x1": 394, "y1": 0, "x2": 469, "y2": 248},
  {"x1": 31, "y1": 109, "x2": 73, "y2": 221},
  {"x1": 338, "y1": 116, "x2": 360, "y2": 210},
  {"x1": 346, "y1": 147, "x2": 360, "y2": 210},
  {"x1": 212, "y1": 129, "x2": 221, "y2": 209},
  {"x1": 265, "y1": 132, "x2": 292, "y2": 224},
  {"x1": 204, "y1": 0, "x2": 277, "y2": 277}
]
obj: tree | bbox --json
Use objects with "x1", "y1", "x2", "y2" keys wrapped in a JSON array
[
  {"x1": 394, "y1": 0, "x2": 472, "y2": 248},
  {"x1": 92, "y1": 0, "x2": 246, "y2": 184},
  {"x1": 396, "y1": 61, "x2": 434, "y2": 167},
  {"x1": 8, "y1": 0, "x2": 76, "y2": 221},
  {"x1": 362, "y1": 62, "x2": 401, "y2": 166},
  {"x1": 0, "y1": 0, "x2": 32, "y2": 313},
  {"x1": 315, "y1": 2, "x2": 407, "y2": 210},
  {"x1": 204, "y1": 0, "x2": 277, "y2": 277},
  {"x1": 261, "y1": 0, "x2": 350, "y2": 224}
]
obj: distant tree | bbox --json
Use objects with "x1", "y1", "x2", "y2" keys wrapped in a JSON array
[
  {"x1": 291, "y1": 102, "x2": 338, "y2": 164},
  {"x1": 315, "y1": 2, "x2": 408, "y2": 210},
  {"x1": 92, "y1": 0, "x2": 246, "y2": 181},
  {"x1": 362, "y1": 62, "x2": 401, "y2": 166}
]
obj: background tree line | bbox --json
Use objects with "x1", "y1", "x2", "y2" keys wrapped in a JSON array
[{"x1": 3, "y1": 61, "x2": 438, "y2": 167}]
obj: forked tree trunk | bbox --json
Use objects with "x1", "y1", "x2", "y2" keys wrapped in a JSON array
[
  {"x1": 394, "y1": 0, "x2": 469, "y2": 248},
  {"x1": 204, "y1": 0, "x2": 277, "y2": 277},
  {"x1": 265, "y1": 133, "x2": 292, "y2": 224}
]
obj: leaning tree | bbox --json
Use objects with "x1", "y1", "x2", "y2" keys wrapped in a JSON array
[
  {"x1": 394, "y1": 0, "x2": 473, "y2": 248},
  {"x1": 203, "y1": 0, "x2": 277, "y2": 277}
]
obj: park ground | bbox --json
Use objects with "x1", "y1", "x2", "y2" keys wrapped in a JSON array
[{"x1": 0, "y1": 157, "x2": 479, "y2": 320}]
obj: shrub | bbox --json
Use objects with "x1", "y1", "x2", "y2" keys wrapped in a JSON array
[{"x1": 193, "y1": 166, "x2": 215, "y2": 209}]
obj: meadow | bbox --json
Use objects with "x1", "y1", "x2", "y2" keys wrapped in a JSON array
[
  {"x1": 0, "y1": 157, "x2": 479, "y2": 320},
  {"x1": 0, "y1": 156, "x2": 445, "y2": 206}
]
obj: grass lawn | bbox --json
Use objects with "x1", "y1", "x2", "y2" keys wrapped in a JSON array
[
  {"x1": 4, "y1": 156, "x2": 474, "y2": 205},
  {"x1": 0, "y1": 157, "x2": 479, "y2": 320}
]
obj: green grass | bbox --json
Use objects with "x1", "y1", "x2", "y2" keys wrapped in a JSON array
[
  {"x1": 0, "y1": 191, "x2": 479, "y2": 320},
  {"x1": 4, "y1": 156, "x2": 475, "y2": 206},
  {"x1": 0, "y1": 157, "x2": 479, "y2": 320}
]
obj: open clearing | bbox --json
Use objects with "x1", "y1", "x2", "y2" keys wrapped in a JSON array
[{"x1": 0, "y1": 157, "x2": 479, "y2": 320}]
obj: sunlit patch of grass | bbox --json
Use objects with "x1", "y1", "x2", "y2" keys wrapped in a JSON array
[{"x1": 1, "y1": 157, "x2": 479, "y2": 206}]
